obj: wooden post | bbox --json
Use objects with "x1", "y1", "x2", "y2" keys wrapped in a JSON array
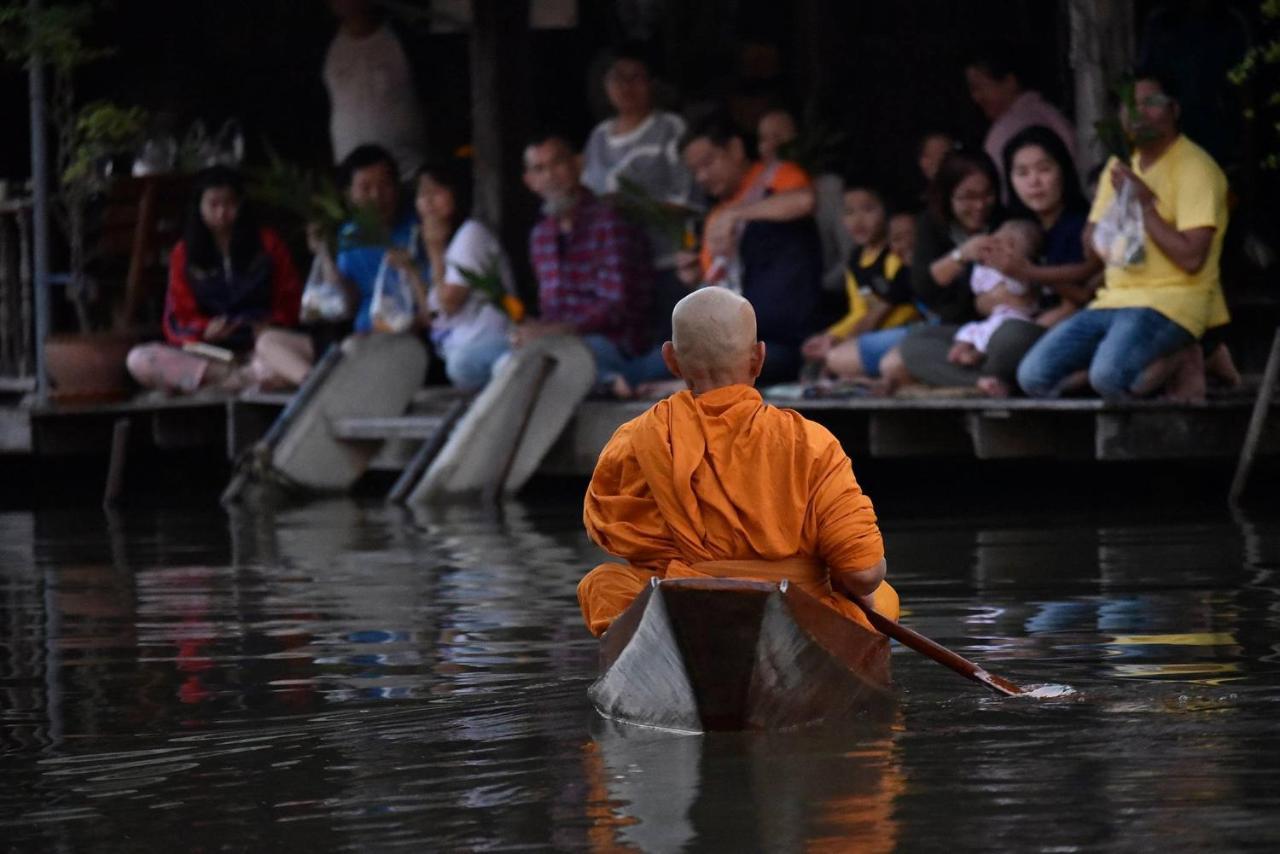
[
  {"x1": 118, "y1": 178, "x2": 157, "y2": 331},
  {"x1": 469, "y1": 0, "x2": 533, "y2": 275},
  {"x1": 1229, "y1": 327, "x2": 1280, "y2": 504},
  {"x1": 387, "y1": 394, "x2": 473, "y2": 504},
  {"x1": 28, "y1": 0, "x2": 52, "y2": 401},
  {"x1": 103, "y1": 417, "x2": 130, "y2": 506},
  {"x1": 482, "y1": 354, "x2": 554, "y2": 506},
  {"x1": 1068, "y1": 0, "x2": 1136, "y2": 176}
]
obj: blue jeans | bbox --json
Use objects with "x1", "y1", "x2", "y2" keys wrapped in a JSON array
[
  {"x1": 584, "y1": 336, "x2": 673, "y2": 388},
  {"x1": 444, "y1": 331, "x2": 511, "y2": 390},
  {"x1": 449, "y1": 333, "x2": 673, "y2": 391},
  {"x1": 1016, "y1": 308, "x2": 1194, "y2": 400},
  {"x1": 856, "y1": 325, "x2": 914, "y2": 378}
]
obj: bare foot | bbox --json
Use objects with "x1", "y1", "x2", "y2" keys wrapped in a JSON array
[
  {"x1": 948, "y1": 342, "x2": 981, "y2": 366},
  {"x1": 860, "y1": 377, "x2": 893, "y2": 397},
  {"x1": 1162, "y1": 345, "x2": 1206, "y2": 403},
  {"x1": 1205, "y1": 343, "x2": 1242, "y2": 388},
  {"x1": 610, "y1": 375, "x2": 634, "y2": 400},
  {"x1": 976, "y1": 376, "x2": 1010, "y2": 397}
]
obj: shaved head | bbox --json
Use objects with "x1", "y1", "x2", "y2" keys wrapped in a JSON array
[{"x1": 663, "y1": 288, "x2": 765, "y2": 392}]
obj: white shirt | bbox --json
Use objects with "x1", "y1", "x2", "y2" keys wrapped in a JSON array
[
  {"x1": 581, "y1": 110, "x2": 698, "y2": 266},
  {"x1": 427, "y1": 220, "x2": 515, "y2": 363},
  {"x1": 324, "y1": 23, "x2": 427, "y2": 177}
]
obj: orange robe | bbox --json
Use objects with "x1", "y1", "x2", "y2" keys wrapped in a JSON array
[{"x1": 579, "y1": 384, "x2": 899, "y2": 637}]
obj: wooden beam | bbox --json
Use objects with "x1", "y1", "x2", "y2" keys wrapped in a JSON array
[
  {"x1": 1068, "y1": 0, "x2": 1136, "y2": 175},
  {"x1": 469, "y1": 0, "x2": 533, "y2": 273}
]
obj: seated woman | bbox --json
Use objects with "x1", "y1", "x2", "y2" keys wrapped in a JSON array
[
  {"x1": 889, "y1": 127, "x2": 1100, "y2": 396},
  {"x1": 126, "y1": 166, "x2": 303, "y2": 394},
  {"x1": 801, "y1": 184, "x2": 919, "y2": 386},
  {"x1": 879, "y1": 148, "x2": 1001, "y2": 392},
  {"x1": 387, "y1": 161, "x2": 519, "y2": 390}
]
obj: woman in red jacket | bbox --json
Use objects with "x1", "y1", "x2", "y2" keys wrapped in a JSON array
[{"x1": 126, "y1": 166, "x2": 306, "y2": 393}]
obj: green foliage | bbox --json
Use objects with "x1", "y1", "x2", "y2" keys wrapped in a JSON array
[
  {"x1": 456, "y1": 261, "x2": 505, "y2": 305},
  {"x1": 0, "y1": 1, "x2": 111, "y2": 72},
  {"x1": 612, "y1": 174, "x2": 687, "y2": 243},
  {"x1": 248, "y1": 145, "x2": 390, "y2": 249},
  {"x1": 60, "y1": 101, "x2": 146, "y2": 189},
  {"x1": 1094, "y1": 76, "x2": 1136, "y2": 163},
  {"x1": 1230, "y1": 1, "x2": 1280, "y2": 170},
  {"x1": 457, "y1": 260, "x2": 523, "y2": 320}
]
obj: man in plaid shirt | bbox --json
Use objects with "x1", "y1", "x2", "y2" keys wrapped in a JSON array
[{"x1": 514, "y1": 133, "x2": 658, "y2": 391}]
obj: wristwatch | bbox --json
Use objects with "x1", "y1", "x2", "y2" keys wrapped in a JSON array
[{"x1": 950, "y1": 248, "x2": 964, "y2": 263}]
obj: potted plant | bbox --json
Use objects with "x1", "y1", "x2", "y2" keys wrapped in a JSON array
[{"x1": 1, "y1": 3, "x2": 151, "y2": 399}]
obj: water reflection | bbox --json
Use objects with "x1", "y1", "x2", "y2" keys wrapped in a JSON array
[
  {"x1": 1, "y1": 498, "x2": 1278, "y2": 850},
  {"x1": 584, "y1": 716, "x2": 904, "y2": 853}
]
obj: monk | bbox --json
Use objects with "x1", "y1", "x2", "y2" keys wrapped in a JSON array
[{"x1": 578, "y1": 287, "x2": 899, "y2": 637}]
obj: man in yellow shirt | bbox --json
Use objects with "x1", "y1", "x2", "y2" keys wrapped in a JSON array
[{"x1": 1017, "y1": 68, "x2": 1228, "y2": 399}]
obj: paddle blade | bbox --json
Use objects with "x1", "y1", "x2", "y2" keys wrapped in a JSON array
[
  {"x1": 972, "y1": 667, "x2": 1024, "y2": 697},
  {"x1": 849, "y1": 595, "x2": 1025, "y2": 697}
]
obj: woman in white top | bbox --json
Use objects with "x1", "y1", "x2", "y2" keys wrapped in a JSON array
[{"x1": 389, "y1": 161, "x2": 517, "y2": 390}]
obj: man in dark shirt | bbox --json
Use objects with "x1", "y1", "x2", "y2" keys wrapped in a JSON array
[{"x1": 675, "y1": 113, "x2": 823, "y2": 384}]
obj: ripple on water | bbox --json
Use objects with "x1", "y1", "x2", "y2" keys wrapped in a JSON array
[{"x1": 1, "y1": 500, "x2": 1279, "y2": 852}]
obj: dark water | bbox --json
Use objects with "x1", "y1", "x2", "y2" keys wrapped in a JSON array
[{"x1": 2, "y1": 495, "x2": 1279, "y2": 852}]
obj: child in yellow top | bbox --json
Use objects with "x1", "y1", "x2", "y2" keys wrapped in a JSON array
[{"x1": 803, "y1": 186, "x2": 920, "y2": 380}]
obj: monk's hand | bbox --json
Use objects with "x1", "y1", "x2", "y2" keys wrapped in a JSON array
[{"x1": 835, "y1": 559, "x2": 887, "y2": 599}]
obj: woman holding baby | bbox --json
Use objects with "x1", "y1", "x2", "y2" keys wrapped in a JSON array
[{"x1": 883, "y1": 127, "x2": 1101, "y2": 396}]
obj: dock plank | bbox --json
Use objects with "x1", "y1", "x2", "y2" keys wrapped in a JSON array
[{"x1": 331, "y1": 415, "x2": 447, "y2": 441}]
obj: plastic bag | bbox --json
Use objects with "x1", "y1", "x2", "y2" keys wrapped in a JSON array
[
  {"x1": 1091, "y1": 179, "x2": 1146, "y2": 268},
  {"x1": 299, "y1": 256, "x2": 351, "y2": 323},
  {"x1": 205, "y1": 119, "x2": 245, "y2": 167},
  {"x1": 369, "y1": 255, "x2": 416, "y2": 334},
  {"x1": 132, "y1": 134, "x2": 178, "y2": 177}
]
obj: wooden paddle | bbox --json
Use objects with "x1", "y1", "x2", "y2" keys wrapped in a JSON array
[{"x1": 849, "y1": 596, "x2": 1025, "y2": 697}]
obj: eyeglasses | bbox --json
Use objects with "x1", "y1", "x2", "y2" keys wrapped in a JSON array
[
  {"x1": 952, "y1": 190, "x2": 995, "y2": 204},
  {"x1": 606, "y1": 69, "x2": 649, "y2": 85},
  {"x1": 1136, "y1": 94, "x2": 1174, "y2": 109}
]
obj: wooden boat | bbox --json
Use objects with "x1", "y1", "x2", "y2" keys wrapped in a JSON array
[
  {"x1": 409, "y1": 335, "x2": 594, "y2": 502},
  {"x1": 588, "y1": 577, "x2": 894, "y2": 732},
  {"x1": 269, "y1": 333, "x2": 428, "y2": 492}
]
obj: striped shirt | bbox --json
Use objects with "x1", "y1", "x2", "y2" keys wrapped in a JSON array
[{"x1": 529, "y1": 188, "x2": 652, "y2": 355}]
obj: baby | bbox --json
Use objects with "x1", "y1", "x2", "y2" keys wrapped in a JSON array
[{"x1": 947, "y1": 219, "x2": 1043, "y2": 368}]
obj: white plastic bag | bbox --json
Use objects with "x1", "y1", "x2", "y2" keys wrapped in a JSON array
[
  {"x1": 1091, "y1": 179, "x2": 1146, "y2": 268},
  {"x1": 368, "y1": 255, "x2": 416, "y2": 334},
  {"x1": 299, "y1": 256, "x2": 351, "y2": 323}
]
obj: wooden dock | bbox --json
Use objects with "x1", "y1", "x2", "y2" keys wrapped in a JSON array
[
  {"x1": 539, "y1": 392, "x2": 1280, "y2": 474},
  {"x1": 2, "y1": 385, "x2": 1277, "y2": 481}
]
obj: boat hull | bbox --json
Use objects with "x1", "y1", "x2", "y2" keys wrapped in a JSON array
[{"x1": 588, "y1": 578, "x2": 893, "y2": 732}]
